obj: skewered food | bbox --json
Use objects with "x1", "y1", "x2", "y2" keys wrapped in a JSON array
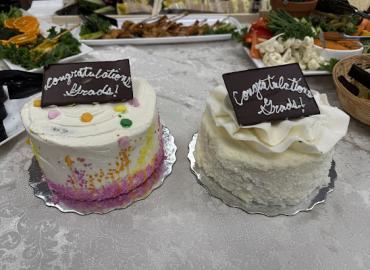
[{"x1": 80, "y1": 14, "x2": 236, "y2": 39}]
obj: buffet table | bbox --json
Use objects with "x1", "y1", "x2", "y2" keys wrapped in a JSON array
[{"x1": 1, "y1": 40, "x2": 370, "y2": 269}]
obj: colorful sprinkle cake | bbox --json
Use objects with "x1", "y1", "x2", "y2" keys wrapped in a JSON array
[{"x1": 21, "y1": 78, "x2": 164, "y2": 201}]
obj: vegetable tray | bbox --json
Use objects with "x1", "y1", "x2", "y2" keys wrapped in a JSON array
[
  {"x1": 73, "y1": 15, "x2": 242, "y2": 46},
  {"x1": 244, "y1": 47, "x2": 330, "y2": 76}
]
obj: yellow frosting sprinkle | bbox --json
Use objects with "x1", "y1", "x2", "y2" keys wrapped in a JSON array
[
  {"x1": 25, "y1": 137, "x2": 31, "y2": 145},
  {"x1": 31, "y1": 142, "x2": 40, "y2": 163},
  {"x1": 81, "y1": 112, "x2": 93, "y2": 122},
  {"x1": 65, "y1": 155, "x2": 73, "y2": 167},
  {"x1": 134, "y1": 123, "x2": 155, "y2": 172},
  {"x1": 33, "y1": 99, "x2": 41, "y2": 107},
  {"x1": 114, "y1": 104, "x2": 127, "y2": 113}
]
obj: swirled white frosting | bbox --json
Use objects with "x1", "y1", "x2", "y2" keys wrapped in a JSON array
[
  {"x1": 207, "y1": 86, "x2": 350, "y2": 154},
  {"x1": 21, "y1": 78, "x2": 156, "y2": 147}
]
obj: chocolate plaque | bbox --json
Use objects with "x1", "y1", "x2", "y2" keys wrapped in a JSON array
[
  {"x1": 41, "y1": 59, "x2": 133, "y2": 107},
  {"x1": 222, "y1": 64, "x2": 320, "y2": 126}
]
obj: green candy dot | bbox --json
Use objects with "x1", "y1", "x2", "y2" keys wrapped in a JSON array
[{"x1": 120, "y1": 118, "x2": 132, "y2": 128}]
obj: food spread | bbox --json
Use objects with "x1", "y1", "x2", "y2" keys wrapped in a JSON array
[{"x1": 238, "y1": 9, "x2": 370, "y2": 72}]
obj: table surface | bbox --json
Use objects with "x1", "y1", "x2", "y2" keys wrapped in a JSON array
[{"x1": 1, "y1": 42, "x2": 370, "y2": 270}]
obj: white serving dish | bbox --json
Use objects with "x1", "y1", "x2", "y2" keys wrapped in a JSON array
[
  {"x1": 313, "y1": 43, "x2": 364, "y2": 61},
  {"x1": 243, "y1": 47, "x2": 330, "y2": 76},
  {"x1": 2, "y1": 14, "x2": 93, "y2": 73},
  {"x1": 74, "y1": 15, "x2": 242, "y2": 46}
]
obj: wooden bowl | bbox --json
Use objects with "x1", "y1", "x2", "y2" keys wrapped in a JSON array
[
  {"x1": 270, "y1": 0, "x2": 318, "y2": 17},
  {"x1": 332, "y1": 54, "x2": 370, "y2": 125}
]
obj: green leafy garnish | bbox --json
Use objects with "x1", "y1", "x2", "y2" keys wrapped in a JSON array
[
  {"x1": 47, "y1": 26, "x2": 59, "y2": 38},
  {"x1": 0, "y1": 6, "x2": 22, "y2": 27},
  {"x1": 320, "y1": 58, "x2": 339, "y2": 73},
  {"x1": 267, "y1": 10, "x2": 316, "y2": 40},
  {"x1": 80, "y1": 14, "x2": 111, "y2": 39}
]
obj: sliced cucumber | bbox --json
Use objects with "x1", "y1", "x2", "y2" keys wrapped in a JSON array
[{"x1": 80, "y1": 31, "x2": 105, "y2": 40}]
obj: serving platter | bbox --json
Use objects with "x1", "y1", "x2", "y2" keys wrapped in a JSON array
[
  {"x1": 243, "y1": 47, "x2": 330, "y2": 76},
  {"x1": 73, "y1": 15, "x2": 242, "y2": 46},
  {"x1": 2, "y1": 13, "x2": 93, "y2": 73}
]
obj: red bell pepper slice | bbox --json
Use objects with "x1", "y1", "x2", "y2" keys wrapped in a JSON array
[{"x1": 250, "y1": 31, "x2": 261, "y2": 59}]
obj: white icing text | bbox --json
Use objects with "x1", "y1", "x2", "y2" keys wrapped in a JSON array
[
  {"x1": 232, "y1": 75, "x2": 312, "y2": 106},
  {"x1": 258, "y1": 97, "x2": 305, "y2": 116},
  {"x1": 64, "y1": 83, "x2": 119, "y2": 97},
  {"x1": 44, "y1": 67, "x2": 131, "y2": 91}
]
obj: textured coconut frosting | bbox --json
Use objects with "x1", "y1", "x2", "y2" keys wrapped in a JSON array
[
  {"x1": 195, "y1": 112, "x2": 334, "y2": 206},
  {"x1": 207, "y1": 86, "x2": 350, "y2": 154}
]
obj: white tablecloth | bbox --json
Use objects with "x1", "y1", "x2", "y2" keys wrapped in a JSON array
[{"x1": 1, "y1": 40, "x2": 370, "y2": 270}]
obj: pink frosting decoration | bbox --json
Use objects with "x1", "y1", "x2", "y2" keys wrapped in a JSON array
[
  {"x1": 118, "y1": 136, "x2": 130, "y2": 150},
  {"x1": 128, "y1": 97, "x2": 140, "y2": 107},
  {"x1": 46, "y1": 139, "x2": 165, "y2": 202},
  {"x1": 48, "y1": 110, "x2": 61, "y2": 120},
  {"x1": 55, "y1": 168, "x2": 164, "y2": 211}
]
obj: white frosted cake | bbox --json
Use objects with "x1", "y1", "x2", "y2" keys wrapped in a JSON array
[
  {"x1": 21, "y1": 78, "x2": 164, "y2": 201},
  {"x1": 195, "y1": 86, "x2": 350, "y2": 207}
]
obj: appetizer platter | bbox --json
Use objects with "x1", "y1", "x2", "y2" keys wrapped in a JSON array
[
  {"x1": 239, "y1": 10, "x2": 369, "y2": 75},
  {"x1": 0, "y1": 8, "x2": 93, "y2": 73},
  {"x1": 74, "y1": 14, "x2": 241, "y2": 45}
]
